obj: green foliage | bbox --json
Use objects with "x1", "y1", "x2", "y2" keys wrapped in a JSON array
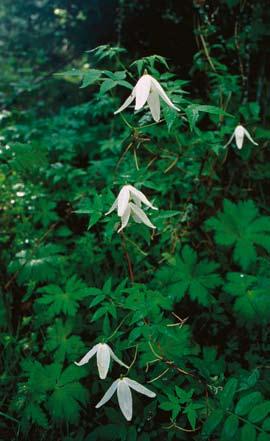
[
  {"x1": 155, "y1": 245, "x2": 222, "y2": 306},
  {"x1": 206, "y1": 200, "x2": 270, "y2": 269},
  {"x1": 1, "y1": 1, "x2": 270, "y2": 440}
]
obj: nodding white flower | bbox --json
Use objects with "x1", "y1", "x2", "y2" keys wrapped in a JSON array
[
  {"x1": 96, "y1": 377, "x2": 156, "y2": 421},
  {"x1": 114, "y1": 73, "x2": 180, "y2": 122},
  {"x1": 224, "y1": 125, "x2": 258, "y2": 150},
  {"x1": 105, "y1": 185, "x2": 158, "y2": 233},
  {"x1": 74, "y1": 343, "x2": 129, "y2": 379}
]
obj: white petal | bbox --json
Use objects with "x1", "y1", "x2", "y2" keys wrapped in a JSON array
[
  {"x1": 117, "y1": 379, "x2": 133, "y2": 421},
  {"x1": 74, "y1": 344, "x2": 98, "y2": 366},
  {"x1": 130, "y1": 203, "x2": 156, "y2": 229},
  {"x1": 127, "y1": 185, "x2": 158, "y2": 210},
  {"x1": 150, "y1": 77, "x2": 180, "y2": 111},
  {"x1": 126, "y1": 378, "x2": 156, "y2": 398},
  {"x1": 223, "y1": 131, "x2": 235, "y2": 148},
  {"x1": 147, "y1": 90, "x2": 160, "y2": 122},
  {"x1": 117, "y1": 186, "x2": 130, "y2": 217},
  {"x1": 96, "y1": 344, "x2": 111, "y2": 379},
  {"x1": 105, "y1": 198, "x2": 118, "y2": 216},
  {"x1": 117, "y1": 205, "x2": 131, "y2": 233},
  {"x1": 95, "y1": 379, "x2": 119, "y2": 408},
  {"x1": 243, "y1": 127, "x2": 258, "y2": 146},
  {"x1": 235, "y1": 125, "x2": 245, "y2": 149},
  {"x1": 114, "y1": 92, "x2": 135, "y2": 115},
  {"x1": 132, "y1": 212, "x2": 143, "y2": 223},
  {"x1": 109, "y1": 347, "x2": 129, "y2": 370},
  {"x1": 134, "y1": 75, "x2": 151, "y2": 110}
]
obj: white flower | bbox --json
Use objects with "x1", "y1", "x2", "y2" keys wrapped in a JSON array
[
  {"x1": 114, "y1": 73, "x2": 180, "y2": 122},
  {"x1": 105, "y1": 184, "x2": 158, "y2": 233},
  {"x1": 96, "y1": 377, "x2": 156, "y2": 421},
  {"x1": 224, "y1": 125, "x2": 258, "y2": 150},
  {"x1": 74, "y1": 343, "x2": 129, "y2": 379}
]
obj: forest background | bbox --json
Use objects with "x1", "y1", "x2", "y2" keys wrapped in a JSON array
[{"x1": 1, "y1": 0, "x2": 270, "y2": 440}]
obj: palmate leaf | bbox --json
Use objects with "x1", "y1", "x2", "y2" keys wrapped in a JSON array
[
  {"x1": 36, "y1": 276, "x2": 91, "y2": 317},
  {"x1": 224, "y1": 272, "x2": 270, "y2": 323},
  {"x1": 155, "y1": 246, "x2": 222, "y2": 306},
  {"x1": 205, "y1": 200, "x2": 270, "y2": 269},
  {"x1": 8, "y1": 244, "x2": 64, "y2": 285},
  {"x1": 44, "y1": 319, "x2": 85, "y2": 362},
  {"x1": 45, "y1": 364, "x2": 88, "y2": 423}
]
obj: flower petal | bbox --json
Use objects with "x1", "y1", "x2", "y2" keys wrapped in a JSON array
[
  {"x1": 97, "y1": 344, "x2": 111, "y2": 379},
  {"x1": 109, "y1": 347, "x2": 129, "y2": 370},
  {"x1": 223, "y1": 131, "x2": 235, "y2": 148},
  {"x1": 105, "y1": 198, "x2": 118, "y2": 216},
  {"x1": 117, "y1": 205, "x2": 131, "y2": 233},
  {"x1": 95, "y1": 379, "x2": 119, "y2": 408},
  {"x1": 114, "y1": 92, "x2": 135, "y2": 115},
  {"x1": 147, "y1": 90, "x2": 161, "y2": 122},
  {"x1": 134, "y1": 75, "x2": 151, "y2": 110},
  {"x1": 151, "y1": 77, "x2": 180, "y2": 111},
  {"x1": 127, "y1": 185, "x2": 158, "y2": 210},
  {"x1": 243, "y1": 127, "x2": 258, "y2": 146},
  {"x1": 235, "y1": 125, "x2": 245, "y2": 149},
  {"x1": 130, "y1": 203, "x2": 156, "y2": 229},
  {"x1": 74, "y1": 344, "x2": 98, "y2": 366},
  {"x1": 117, "y1": 186, "x2": 130, "y2": 217},
  {"x1": 117, "y1": 379, "x2": 133, "y2": 421},
  {"x1": 126, "y1": 378, "x2": 156, "y2": 398}
]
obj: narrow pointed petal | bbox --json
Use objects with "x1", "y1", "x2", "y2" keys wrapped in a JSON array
[
  {"x1": 109, "y1": 347, "x2": 129, "y2": 370},
  {"x1": 147, "y1": 90, "x2": 161, "y2": 122},
  {"x1": 127, "y1": 185, "x2": 158, "y2": 210},
  {"x1": 223, "y1": 131, "x2": 235, "y2": 148},
  {"x1": 95, "y1": 379, "x2": 119, "y2": 408},
  {"x1": 134, "y1": 75, "x2": 151, "y2": 110},
  {"x1": 130, "y1": 203, "x2": 156, "y2": 229},
  {"x1": 117, "y1": 186, "x2": 130, "y2": 217},
  {"x1": 132, "y1": 212, "x2": 143, "y2": 223},
  {"x1": 117, "y1": 205, "x2": 131, "y2": 233},
  {"x1": 235, "y1": 126, "x2": 245, "y2": 149},
  {"x1": 114, "y1": 92, "x2": 135, "y2": 115},
  {"x1": 150, "y1": 77, "x2": 180, "y2": 111},
  {"x1": 117, "y1": 380, "x2": 133, "y2": 421},
  {"x1": 105, "y1": 198, "x2": 118, "y2": 216},
  {"x1": 126, "y1": 378, "x2": 156, "y2": 398},
  {"x1": 74, "y1": 344, "x2": 98, "y2": 366},
  {"x1": 243, "y1": 127, "x2": 258, "y2": 146},
  {"x1": 96, "y1": 344, "x2": 111, "y2": 379}
]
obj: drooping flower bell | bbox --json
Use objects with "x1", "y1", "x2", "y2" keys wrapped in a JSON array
[
  {"x1": 114, "y1": 73, "x2": 180, "y2": 122},
  {"x1": 224, "y1": 125, "x2": 258, "y2": 150},
  {"x1": 95, "y1": 377, "x2": 156, "y2": 421},
  {"x1": 75, "y1": 343, "x2": 129, "y2": 379},
  {"x1": 105, "y1": 184, "x2": 158, "y2": 233}
]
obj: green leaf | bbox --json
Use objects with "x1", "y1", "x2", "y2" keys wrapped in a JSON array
[
  {"x1": 248, "y1": 401, "x2": 270, "y2": 423},
  {"x1": 222, "y1": 414, "x2": 239, "y2": 439},
  {"x1": 37, "y1": 276, "x2": 91, "y2": 317},
  {"x1": 46, "y1": 364, "x2": 88, "y2": 423},
  {"x1": 225, "y1": 273, "x2": 270, "y2": 322},
  {"x1": 235, "y1": 392, "x2": 263, "y2": 416},
  {"x1": 241, "y1": 424, "x2": 256, "y2": 441},
  {"x1": 155, "y1": 245, "x2": 222, "y2": 305},
  {"x1": 81, "y1": 69, "x2": 103, "y2": 88},
  {"x1": 219, "y1": 378, "x2": 238, "y2": 410},
  {"x1": 206, "y1": 199, "x2": 270, "y2": 269},
  {"x1": 202, "y1": 409, "x2": 224, "y2": 437}
]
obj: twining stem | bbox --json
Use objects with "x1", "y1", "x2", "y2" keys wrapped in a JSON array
[{"x1": 120, "y1": 232, "x2": 134, "y2": 283}]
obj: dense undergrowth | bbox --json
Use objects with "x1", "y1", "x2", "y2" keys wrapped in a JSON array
[{"x1": 1, "y1": 1, "x2": 270, "y2": 440}]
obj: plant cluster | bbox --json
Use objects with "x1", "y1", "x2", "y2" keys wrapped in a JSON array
[{"x1": 1, "y1": 1, "x2": 270, "y2": 440}]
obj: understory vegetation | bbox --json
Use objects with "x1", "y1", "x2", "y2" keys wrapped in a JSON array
[{"x1": 1, "y1": 1, "x2": 270, "y2": 440}]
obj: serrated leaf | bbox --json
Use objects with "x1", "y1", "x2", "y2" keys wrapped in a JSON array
[{"x1": 206, "y1": 200, "x2": 270, "y2": 269}]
